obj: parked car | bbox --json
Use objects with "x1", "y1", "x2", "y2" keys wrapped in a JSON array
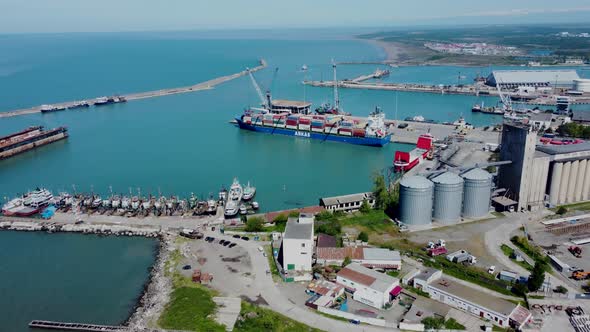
[
  {"x1": 258, "y1": 246, "x2": 264, "y2": 252},
  {"x1": 241, "y1": 236, "x2": 250, "y2": 241},
  {"x1": 182, "y1": 265, "x2": 191, "y2": 270},
  {"x1": 229, "y1": 243, "x2": 237, "y2": 248},
  {"x1": 349, "y1": 319, "x2": 360, "y2": 325},
  {"x1": 233, "y1": 234, "x2": 241, "y2": 238}
]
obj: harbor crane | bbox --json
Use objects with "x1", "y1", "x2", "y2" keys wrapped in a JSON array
[
  {"x1": 247, "y1": 68, "x2": 269, "y2": 109},
  {"x1": 332, "y1": 59, "x2": 340, "y2": 111},
  {"x1": 495, "y1": 80, "x2": 512, "y2": 111}
]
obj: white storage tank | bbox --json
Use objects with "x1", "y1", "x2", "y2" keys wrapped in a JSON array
[
  {"x1": 399, "y1": 175, "x2": 434, "y2": 226},
  {"x1": 431, "y1": 172, "x2": 464, "y2": 224},
  {"x1": 574, "y1": 79, "x2": 590, "y2": 93},
  {"x1": 461, "y1": 168, "x2": 492, "y2": 218}
]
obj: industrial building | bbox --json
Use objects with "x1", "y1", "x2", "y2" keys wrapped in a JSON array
[
  {"x1": 278, "y1": 213, "x2": 314, "y2": 281},
  {"x1": 336, "y1": 263, "x2": 401, "y2": 309},
  {"x1": 572, "y1": 111, "x2": 590, "y2": 124},
  {"x1": 486, "y1": 70, "x2": 580, "y2": 89},
  {"x1": 573, "y1": 78, "x2": 590, "y2": 93},
  {"x1": 315, "y1": 247, "x2": 401, "y2": 269},
  {"x1": 425, "y1": 278, "x2": 532, "y2": 329},
  {"x1": 498, "y1": 122, "x2": 590, "y2": 210},
  {"x1": 398, "y1": 169, "x2": 493, "y2": 227}
]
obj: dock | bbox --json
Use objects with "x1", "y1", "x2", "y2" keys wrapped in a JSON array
[
  {"x1": 28, "y1": 320, "x2": 129, "y2": 331},
  {"x1": 348, "y1": 69, "x2": 390, "y2": 83},
  {"x1": 0, "y1": 59, "x2": 267, "y2": 119}
]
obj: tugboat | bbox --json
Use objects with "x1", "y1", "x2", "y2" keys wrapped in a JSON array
[{"x1": 242, "y1": 182, "x2": 256, "y2": 201}]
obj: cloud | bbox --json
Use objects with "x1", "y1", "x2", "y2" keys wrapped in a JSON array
[{"x1": 456, "y1": 6, "x2": 590, "y2": 18}]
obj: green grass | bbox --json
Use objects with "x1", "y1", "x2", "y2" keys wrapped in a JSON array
[
  {"x1": 421, "y1": 317, "x2": 465, "y2": 330},
  {"x1": 555, "y1": 201, "x2": 590, "y2": 211},
  {"x1": 500, "y1": 244, "x2": 534, "y2": 271},
  {"x1": 315, "y1": 311, "x2": 350, "y2": 322},
  {"x1": 404, "y1": 285, "x2": 430, "y2": 298},
  {"x1": 492, "y1": 211, "x2": 505, "y2": 218},
  {"x1": 387, "y1": 270, "x2": 400, "y2": 278},
  {"x1": 265, "y1": 245, "x2": 280, "y2": 279},
  {"x1": 158, "y1": 286, "x2": 225, "y2": 332},
  {"x1": 235, "y1": 302, "x2": 324, "y2": 332},
  {"x1": 510, "y1": 236, "x2": 548, "y2": 264},
  {"x1": 529, "y1": 295, "x2": 545, "y2": 299}
]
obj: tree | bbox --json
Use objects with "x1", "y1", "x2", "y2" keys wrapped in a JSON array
[
  {"x1": 554, "y1": 285, "x2": 568, "y2": 294},
  {"x1": 528, "y1": 261, "x2": 547, "y2": 292},
  {"x1": 359, "y1": 199, "x2": 371, "y2": 214},
  {"x1": 288, "y1": 210, "x2": 300, "y2": 218},
  {"x1": 357, "y1": 231, "x2": 369, "y2": 242},
  {"x1": 273, "y1": 214, "x2": 288, "y2": 225},
  {"x1": 342, "y1": 256, "x2": 352, "y2": 267},
  {"x1": 372, "y1": 174, "x2": 390, "y2": 210},
  {"x1": 556, "y1": 206, "x2": 568, "y2": 215},
  {"x1": 245, "y1": 216, "x2": 265, "y2": 232}
]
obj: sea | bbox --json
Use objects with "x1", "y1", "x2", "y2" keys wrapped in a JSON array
[{"x1": 0, "y1": 30, "x2": 588, "y2": 329}]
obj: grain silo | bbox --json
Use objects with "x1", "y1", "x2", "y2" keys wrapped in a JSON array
[
  {"x1": 431, "y1": 171, "x2": 464, "y2": 223},
  {"x1": 399, "y1": 175, "x2": 434, "y2": 226},
  {"x1": 461, "y1": 168, "x2": 492, "y2": 218}
]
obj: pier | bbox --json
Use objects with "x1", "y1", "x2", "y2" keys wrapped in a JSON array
[
  {"x1": 0, "y1": 59, "x2": 267, "y2": 119},
  {"x1": 28, "y1": 320, "x2": 129, "y2": 331},
  {"x1": 348, "y1": 69, "x2": 390, "y2": 83}
]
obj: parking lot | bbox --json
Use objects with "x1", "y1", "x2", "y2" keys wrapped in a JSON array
[{"x1": 177, "y1": 235, "x2": 261, "y2": 300}]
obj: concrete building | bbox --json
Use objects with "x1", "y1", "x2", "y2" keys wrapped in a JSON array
[
  {"x1": 486, "y1": 70, "x2": 580, "y2": 89},
  {"x1": 319, "y1": 192, "x2": 375, "y2": 213},
  {"x1": 411, "y1": 268, "x2": 443, "y2": 290},
  {"x1": 498, "y1": 123, "x2": 539, "y2": 211},
  {"x1": 498, "y1": 270, "x2": 519, "y2": 283},
  {"x1": 336, "y1": 263, "x2": 401, "y2": 309},
  {"x1": 425, "y1": 278, "x2": 532, "y2": 329},
  {"x1": 278, "y1": 213, "x2": 314, "y2": 281},
  {"x1": 528, "y1": 112, "x2": 553, "y2": 130},
  {"x1": 572, "y1": 111, "x2": 590, "y2": 124},
  {"x1": 316, "y1": 247, "x2": 401, "y2": 270}
]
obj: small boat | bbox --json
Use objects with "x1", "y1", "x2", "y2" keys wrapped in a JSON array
[
  {"x1": 94, "y1": 97, "x2": 110, "y2": 105},
  {"x1": 224, "y1": 200, "x2": 239, "y2": 217},
  {"x1": 68, "y1": 101, "x2": 90, "y2": 109},
  {"x1": 121, "y1": 196, "x2": 130, "y2": 209},
  {"x1": 218, "y1": 186, "x2": 228, "y2": 202},
  {"x1": 91, "y1": 196, "x2": 102, "y2": 208},
  {"x1": 206, "y1": 195, "x2": 217, "y2": 214},
  {"x1": 102, "y1": 197, "x2": 111, "y2": 208},
  {"x1": 229, "y1": 178, "x2": 243, "y2": 201},
  {"x1": 252, "y1": 201, "x2": 259, "y2": 210},
  {"x1": 239, "y1": 204, "x2": 248, "y2": 215},
  {"x1": 242, "y1": 182, "x2": 256, "y2": 201},
  {"x1": 131, "y1": 196, "x2": 140, "y2": 210},
  {"x1": 142, "y1": 198, "x2": 152, "y2": 210},
  {"x1": 111, "y1": 195, "x2": 121, "y2": 209}
]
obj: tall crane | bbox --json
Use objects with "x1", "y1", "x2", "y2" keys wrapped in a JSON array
[
  {"x1": 495, "y1": 80, "x2": 512, "y2": 111},
  {"x1": 332, "y1": 59, "x2": 340, "y2": 112},
  {"x1": 247, "y1": 68, "x2": 268, "y2": 109}
]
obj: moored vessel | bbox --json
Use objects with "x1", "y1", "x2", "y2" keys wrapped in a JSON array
[
  {"x1": 0, "y1": 126, "x2": 68, "y2": 160},
  {"x1": 393, "y1": 133, "x2": 434, "y2": 172},
  {"x1": 2, "y1": 188, "x2": 53, "y2": 216},
  {"x1": 243, "y1": 182, "x2": 256, "y2": 201}
]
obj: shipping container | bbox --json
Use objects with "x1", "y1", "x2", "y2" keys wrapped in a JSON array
[
  {"x1": 339, "y1": 128, "x2": 352, "y2": 136},
  {"x1": 298, "y1": 124, "x2": 311, "y2": 131},
  {"x1": 352, "y1": 129, "x2": 366, "y2": 137}
]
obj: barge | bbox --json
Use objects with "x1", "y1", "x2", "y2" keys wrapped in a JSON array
[{"x1": 0, "y1": 126, "x2": 68, "y2": 160}]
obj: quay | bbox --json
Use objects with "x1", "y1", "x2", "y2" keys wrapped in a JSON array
[
  {"x1": 28, "y1": 320, "x2": 128, "y2": 331},
  {"x1": 348, "y1": 69, "x2": 390, "y2": 83},
  {"x1": 0, "y1": 59, "x2": 267, "y2": 119}
]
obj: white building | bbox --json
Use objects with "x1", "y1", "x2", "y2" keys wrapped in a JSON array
[
  {"x1": 319, "y1": 192, "x2": 375, "y2": 213},
  {"x1": 411, "y1": 268, "x2": 443, "y2": 290},
  {"x1": 425, "y1": 278, "x2": 531, "y2": 329},
  {"x1": 279, "y1": 213, "x2": 314, "y2": 281},
  {"x1": 336, "y1": 263, "x2": 401, "y2": 309}
]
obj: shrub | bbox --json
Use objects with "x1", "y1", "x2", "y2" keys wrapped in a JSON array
[
  {"x1": 288, "y1": 210, "x2": 300, "y2": 218},
  {"x1": 556, "y1": 206, "x2": 568, "y2": 215},
  {"x1": 245, "y1": 216, "x2": 265, "y2": 232},
  {"x1": 357, "y1": 231, "x2": 369, "y2": 242},
  {"x1": 359, "y1": 199, "x2": 371, "y2": 214},
  {"x1": 315, "y1": 210, "x2": 336, "y2": 221},
  {"x1": 342, "y1": 256, "x2": 351, "y2": 267},
  {"x1": 554, "y1": 285, "x2": 568, "y2": 294}
]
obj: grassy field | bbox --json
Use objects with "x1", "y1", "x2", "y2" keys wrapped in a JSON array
[
  {"x1": 158, "y1": 286, "x2": 225, "y2": 332},
  {"x1": 264, "y1": 245, "x2": 280, "y2": 280},
  {"x1": 555, "y1": 201, "x2": 590, "y2": 212},
  {"x1": 338, "y1": 210, "x2": 399, "y2": 237},
  {"x1": 500, "y1": 244, "x2": 534, "y2": 271},
  {"x1": 235, "y1": 302, "x2": 324, "y2": 332}
]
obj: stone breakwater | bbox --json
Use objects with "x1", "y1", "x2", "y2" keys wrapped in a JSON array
[
  {"x1": 0, "y1": 220, "x2": 161, "y2": 237},
  {"x1": 126, "y1": 234, "x2": 174, "y2": 331}
]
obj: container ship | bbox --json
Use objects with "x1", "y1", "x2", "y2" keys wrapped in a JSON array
[
  {"x1": 2, "y1": 188, "x2": 53, "y2": 216},
  {"x1": 0, "y1": 126, "x2": 68, "y2": 160},
  {"x1": 235, "y1": 63, "x2": 391, "y2": 147},
  {"x1": 393, "y1": 133, "x2": 434, "y2": 172}
]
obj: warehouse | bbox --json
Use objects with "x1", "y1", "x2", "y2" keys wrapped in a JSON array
[
  {"x1": 486, "y1": 70, "x2": 580, "y2": 89},
  {"x1": 319, "y1": 192, "x2": 375, "y2": 213},
  {"x1": 425, "y1": 278, "x2": 532, "y2": 329},
  {"x1": 336, "y1": 263, "x2": 401, "y2": 309},
  {"x1": 278, "y1": 213, "x2": 314, "y2": 281},
  {"x1": 316, "y1": 247, "x2": 401, "y2": 269}
]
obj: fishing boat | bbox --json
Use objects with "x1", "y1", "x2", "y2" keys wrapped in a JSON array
[
  {"x1": 2, "y1": 188, "x2": 53, "y2": 216},
  {"x1": 206, "y1": 195, "x2": 218, "y2": 214},
  {"x1": 252, "y1": 201, "x2": 260, "y2": 210},
  {"x1": 224, "y1": 200, "x2": 239, "y2": 217},
  {"x1": 111, "y1": 195, "x2": 121, "y2": 209},
  {"x1": 131, "y1": 196, "x2": 140, "y2": 210},
  {"x1": 242, "y1": 182, "x2": 256, "y2": 201},
  {"x1": 229, "y1": 178, "x2": 243, "y2": 202},
  {"x1": 218, "y1": 186, "x2": 228, "y2": 202},
  {"x1": 239, "y1": 204, "x2": 248, "y2": 215}
]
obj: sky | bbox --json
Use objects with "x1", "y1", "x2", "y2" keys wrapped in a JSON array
[{"x1": 1, "y1": 0, "x2": 590, "y2": 34}]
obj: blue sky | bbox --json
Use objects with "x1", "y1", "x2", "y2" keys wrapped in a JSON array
[{"x1": 1, "y1": 0, "x2": 590, "y2": 33}]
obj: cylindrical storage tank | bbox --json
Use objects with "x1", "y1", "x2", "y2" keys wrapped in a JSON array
[
  {"x1": 461, "y1": 168, "x2": 492, "y2": 218},
  {"x1": 399, "y1": 175, "x2": 434, "y2": 226},
  {"x1": 574, "y1": 79, "x2": 590, "y2": 93},
  {"x1": 431, "y1": 172, "x2": 464, "y2": 224}
]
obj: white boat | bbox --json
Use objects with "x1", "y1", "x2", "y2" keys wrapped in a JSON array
[
  {"x1": 22, "y1": 188, "x2": 53, "y2": 208},
  {"x1": 239, "y1": 204, "x2": 248, "y2": 215},
  {"x1": 224, "y1": 200, "x2": 239, "y2": 217},
  {"x1": 142, "y1": 199, "x2": 152, "y2": 210},
  {"x1": 242, "y1": 182, "x2": 256, "y2": 201},
  {"x1": 206, "y1": 195, "x2": 217, "y2": 214},
  {"x1": 111, "y1": 196, "x2": 121, "y2": 209},
  {"x1": 121, "y1": 196, "x2": 130, "y2": 209},
  {"x1": 91, "y1": 196, "x2": 102, "y2": 208},
  {"x1": 102, "y1": 198, "x2": 111, "y2": 208},
  {"x1": 229, "y1": 178, "x2": 243, "y2": 202},
  {"x1": 131, "y1": 196, "x2": 140, "y2": 210},
  {"x1": 252, "y1": 201, "x2": 259, "y2": 210},
  {"x1": 218, "y1": 186, "x2": 228, "y2": 202}
]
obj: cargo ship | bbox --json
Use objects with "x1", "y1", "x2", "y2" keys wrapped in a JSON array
[
  {"x1": 235, "y1": 63, "x2": 391, "y2": 147},
  {"x1": 393, "y1": 133, "x2": 434, "y2": 172},
  {"x1": 0, "y1": 126, "x2": 68, "y2": 160},
  {"x1": 2, "y1": 188, "x2": 53, "y2": 216}
]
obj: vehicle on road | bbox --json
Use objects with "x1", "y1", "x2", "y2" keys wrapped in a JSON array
[
  {"x1": 233, "y1": 234, "x2": 241, "y2": 238},
  {"x1": 229, "y1": 243, "x2": 237, "y2": 248},
  {"x1": 182, "y1": 265, "x2": 191, "y2": 270},
  {"x1": 258, "y1": 246, "x2": 264, "y2": 252},
  {"x1": 241, "y1": 236, "x2": 250, "y2": 241}
]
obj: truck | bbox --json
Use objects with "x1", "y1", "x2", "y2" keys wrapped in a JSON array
[
  {"x1": 427, "y1": 239, "x2": 447, "y2": 256},
  {"x1": 572, "y1": 271, "x2": 590, "y2": 280},
  {"x1": 569, "y1": 246, "x2": 583, "y2": 258}
]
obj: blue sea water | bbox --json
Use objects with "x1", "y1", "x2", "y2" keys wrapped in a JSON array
[{"x1": 0, "y1": 231, "x2": 157, "y2": 332}]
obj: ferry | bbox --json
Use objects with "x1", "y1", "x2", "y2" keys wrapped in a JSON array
[
  {"x1": 235, "y1": 63, "x2": 391, "y2": 147},
  {"x1": 393, "y1": 133, "x2": 434, "y2": 172},
  {"x1": 2, "y1": 188, "x2": 53, "y2": 216}
]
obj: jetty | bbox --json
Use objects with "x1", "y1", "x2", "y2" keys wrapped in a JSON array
[
  {"x1": 28, "y1": 320, "x2": 129, "y2": 331},
  {"x1": 0, "y1": 59, "x2": 267, "y2": 119},
  {"x1": 348, "y1": 69, "x2": 390, "y2": 83}
]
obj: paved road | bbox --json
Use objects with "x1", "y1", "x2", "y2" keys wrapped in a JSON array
[{"x1": 202, "y1": 230, "x2": 397, "y2": 332}]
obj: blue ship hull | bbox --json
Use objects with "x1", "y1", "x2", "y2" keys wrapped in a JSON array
[{"x1": 235, "y1": 118, "x2": 391, "y2": 147}]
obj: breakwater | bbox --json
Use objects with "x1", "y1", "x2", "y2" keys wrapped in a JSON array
[
  {"x1": 0, "y1": 59, "x2": 267, "y2": 118},
  {"x1": 0, "y1": 220, "x2": 161, "y2": 237}
]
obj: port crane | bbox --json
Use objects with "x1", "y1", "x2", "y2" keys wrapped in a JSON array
[
  {"x1": 247, "y1": 68, "x2": 269, "y2": 109},
  {"x1": 495, "y1": 81, "x2": 512, "y2": 112}
]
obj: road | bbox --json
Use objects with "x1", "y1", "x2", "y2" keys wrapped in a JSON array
[{"x1": 202, "y1": 230, "x2": 397, "y2": 332}]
